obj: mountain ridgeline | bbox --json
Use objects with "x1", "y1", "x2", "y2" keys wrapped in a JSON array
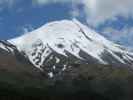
[{"x1": 0, "y1": 19, "x2": 133, "y2": 100}]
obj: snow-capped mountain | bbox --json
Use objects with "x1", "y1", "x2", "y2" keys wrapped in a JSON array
[{"x1": 1, "y1": 19, "x2": 133, "y2": 78}]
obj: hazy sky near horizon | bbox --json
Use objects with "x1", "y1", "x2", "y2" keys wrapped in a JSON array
[{"x1": 0, "y1": 0, "x2": 133, "y2": 48}]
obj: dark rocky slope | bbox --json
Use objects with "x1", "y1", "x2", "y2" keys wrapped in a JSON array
[{"x1": 0, "y1": 46, "x2": 133, "y2": 100}]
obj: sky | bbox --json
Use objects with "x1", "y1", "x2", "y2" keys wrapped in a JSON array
[{"x1": 0, "y1": 0, "x2": 133, "y2": 48}]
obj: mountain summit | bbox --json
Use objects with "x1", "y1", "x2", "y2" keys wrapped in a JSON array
[{"x1": 1, "y1": 19, "x2": 133, "y2": 78}]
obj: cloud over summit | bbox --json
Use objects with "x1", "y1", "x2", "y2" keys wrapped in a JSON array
[
  {"x1": 33, "y1": 0, "x2": 133, "y2": 27},
  {"x1": 1, "y1": 0, "x2": 133, "y2": 27}
]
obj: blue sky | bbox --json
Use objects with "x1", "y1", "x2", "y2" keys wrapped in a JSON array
[
  {"x1": 0, "y1": 0, "x2": 133, "y2": 48},
  {"x1": 0, "y1": 1, "x2": 73, "y2": 39}
]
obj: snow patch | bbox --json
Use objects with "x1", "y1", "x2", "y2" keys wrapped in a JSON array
[{"x1": 48, "y1": 72, "x2": 54, "y2": 78}]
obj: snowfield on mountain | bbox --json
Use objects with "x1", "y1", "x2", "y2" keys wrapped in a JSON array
[{"x1": 0, "y1": 19, "x2": 133, "y2": 78}]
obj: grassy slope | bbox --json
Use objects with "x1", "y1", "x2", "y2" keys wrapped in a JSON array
[{"x1": 0, "y1": 50, "x2": 133, "y2": 100}]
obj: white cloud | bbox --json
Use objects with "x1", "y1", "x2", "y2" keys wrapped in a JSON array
[
  {"x1": 33, "y1": 0, "x2": 133, "y2": 27},
  {"x1": 102, "y1": 26, "x2": 133, "y2": 48},
  {"x1": 32, "y1": 0, "x2": 73, "y2": 5},
  {"x1": 0, "y1": 0, "x2": 132, "y2": 28},
  {"x1": 83, "y1": 0, "x2": 133, "y2": 27},
  {"x1": 21, "y1": 24, "x2": 34, "y2": 33},
  {"x1": 0, "y1": 0, "x2": 16, "y2": 7},
  {"x1": 0, "y1": 0, "x2": 17, "y2": 11}
]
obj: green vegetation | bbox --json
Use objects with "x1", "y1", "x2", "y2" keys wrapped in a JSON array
[{"x1": 0, "y1": 64, "x2": 133, "y2": 100}]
